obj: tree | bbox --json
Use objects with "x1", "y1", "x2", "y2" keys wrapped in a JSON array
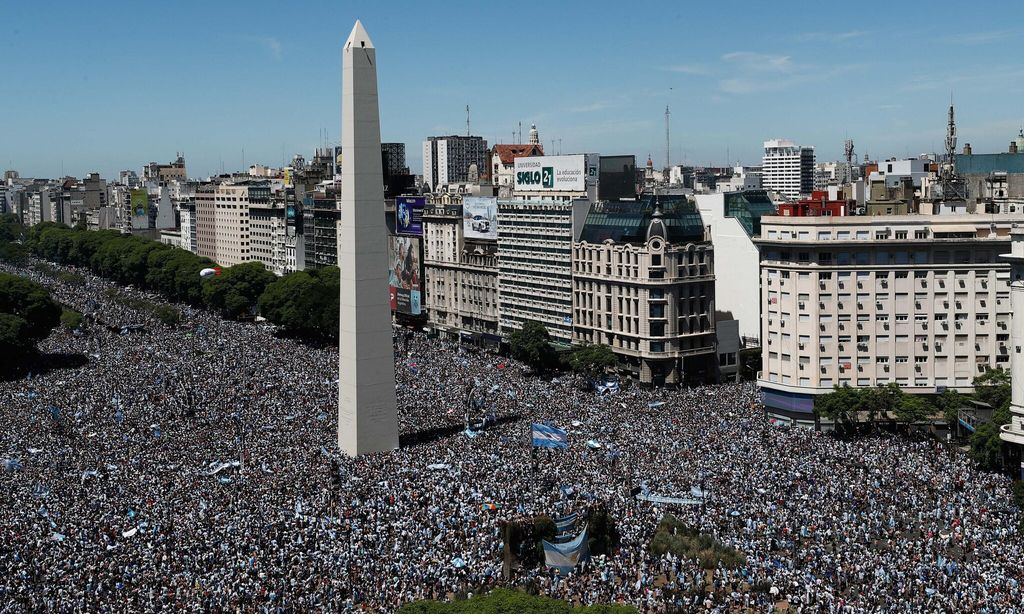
[
  {"x1": 814, "y1": 384, "x2": 862, "y2": 429},
  {"x1": 894, "y1": 393, "x2": 932, "y2": 425},
  {"x1": 934, "y1": 389, "x2": 966, "y2": 427},
  {"x1": 508, "y1": 321, "x2": 556, "y2": 373},
  {"x1": 566, "y1": 344, "x2": 617, "y2": 380},
  {"x1": 258, "y1": 266, "x2": 339, "y2": 341},
  {"x1": 0, "y1": 272, "x2": 61, "y2": 369},
  {"x1": 974, "y1": 368, "x2": 1011, "y2": 413},
  {"x1": 202, "y1": 261, "x2": 276, "y2": 319},
  {"x1": 971, "y1": 422, "x2": 1005, "y2": 471}
]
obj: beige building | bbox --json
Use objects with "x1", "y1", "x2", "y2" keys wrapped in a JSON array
[
  {"x1": 756, "y1": 214, "x2": 1024, "y2": 427},
  {"x1": 422, "y1": 203, "x2": 500, "y2": 342},
  {"x1": 572, "y1": 199, "x2": 716, "y2": 385},
  {"x1": 195, "y1": 181, "x2": 270, "y2": 267}
]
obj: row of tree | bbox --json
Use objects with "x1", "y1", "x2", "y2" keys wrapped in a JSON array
[
  {"x1": 509, "y1": 320, "x2": 618, "y2": 379},
  {"x1": 0, "y1": 217, "x2": 340, "y2": 340},
  {"x1": 815, "y1": 368, "x2": 1013, "y2": 471}
]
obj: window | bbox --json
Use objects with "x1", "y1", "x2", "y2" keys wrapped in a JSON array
[
  {"x1": 651, "y1": 254, "x2": 662, "y2": 266},
  {"x1": 649, "y1": 304, "x2": 665, "y2": 318},
  {"x1": 895, "y1": 231, "x2": 908, "y2": 240},
  {"x1": 650, "y1": 322, "x2": 664, "y2": 337},
  {"x1": 651, "y1": 341, "x2": 664, "y2": 352}
]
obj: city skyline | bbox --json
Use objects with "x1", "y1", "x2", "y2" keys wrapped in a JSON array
[{"x1": 4, "y1": 0, "x2": 1024, "y2": 179}]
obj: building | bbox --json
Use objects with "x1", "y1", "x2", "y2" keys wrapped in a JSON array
[
  {"x1": 755, "y1": 214, "x2": 1024, "y2": 428},
  {"x1": 422, "y1": 203, "x2": 500, "y2": 343},
  {"x1": 302, "y1": 191, "x2": 340, "y2": 270},
  {"x1": 497, "y1": 197, "x2": 589, "y2": 343},
  {"x1": 1000, "y1": 228, "x2": 1024, "y2": 476},
  {"x1": 762, "y1": 139, "x2": 815, "y2": 199},
  {"x1": 422, "y1": 135, "x2": 489, "y2": 191},
  {"x1": 249, "y1": 198, "x2": 291, "y2": 275},
  {"x1": 144, "y1": 155, "x2": 187, "y2": 184},
  {"x1": 491, "y1": 143, "x2": 544, "y2": 195},
  {"x1": 178, "y1": 199, "x2": 197, "y2": 253},
  {"x1": 381, "y1": 142, "x2": 408, "y2": 177},
  {"x1": 695, "y1": 190, "x2": 777, "y2": 345},
  {"x1": 598, "y1": 155, "x2": 638, "y2": 201},
  {"x1": 777, "y1": 191, "x2": 850, "y2": 217},
  {"x1": 195, "y1": 181, "x2": 270, "y2": 267},
  {"x1": 572, "y1": 197, "x2": 716, "y2": 385}
]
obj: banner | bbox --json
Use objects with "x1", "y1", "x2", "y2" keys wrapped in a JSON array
[
  {"x1": 532, "y1": 423, "x2": 568, "y2": 449},
  {"x1": 554, "y1": 512, "x2": 578, "y2": 532},
  {"x1": 388, "y1": 236, "x2": 422, "y2": 315},
  {"x1": 542, "y1": 524, "x2": 590, "y2": 572},
  {"x1": 396, "y1": 196, "x2": 425, "y2": 236},
  {"x1": 130, "y1": 189, "x2": 149, "y2": 218},
  {"x1": 463, "y1": 196, "x2": 497, "y2": 240}
]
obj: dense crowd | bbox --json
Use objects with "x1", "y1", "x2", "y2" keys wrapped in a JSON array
[{"x1": 1, "y1": 260, "x2": 1022, "y2": 613}]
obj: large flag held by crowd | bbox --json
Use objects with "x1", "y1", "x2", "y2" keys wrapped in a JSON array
[
  {"x1": 531, "y1": 422, "x2": 568, "y2": 449},
  {"x1": 543, "y1": 523, "x2": 590, "y2": 573}
]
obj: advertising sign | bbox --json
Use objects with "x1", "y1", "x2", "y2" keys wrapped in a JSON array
[
  {"x1": 462, "y1": 196, "x2": 498, "y2": 240},
  {"x1": 396, "y1": 196, "x2": 425, "y2": 236},
  {"x1": 388, "y1": 235, "x2": 422, "y2": 315},
  {"x1": 130, "y1": 189, "x2": 149, "y2": 218},
  {"x1": 514, "y1": 155, "x2": 595, "y2": 192}
]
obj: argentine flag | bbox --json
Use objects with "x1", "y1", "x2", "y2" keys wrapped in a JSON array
[
  {"x1": 532, "y1": 423, "x2": 568, "y2": 449},
  {"x1": 543, "y1": 524, "x2": 590, "y2": 572},
  {"x1": 554, "y1": 512, "x2": 578, "y2": 532}
]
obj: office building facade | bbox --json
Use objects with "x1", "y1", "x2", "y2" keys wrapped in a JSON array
[{"x1": 762, "y1": 139, "x2": 815, "y2": 199}]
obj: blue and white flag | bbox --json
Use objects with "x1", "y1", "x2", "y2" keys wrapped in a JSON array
[
  {"x1": 532, "y1": 423, "x2": 568, "y2": 449},
  {"x1": 554, "y1": 512, "x2": 578, "y2": 532},
  {"x1": 543, "y1": 524, "x2": 590, "y2": 572}
]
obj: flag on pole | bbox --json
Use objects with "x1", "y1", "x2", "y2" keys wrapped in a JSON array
[{"x1": 532, "y1": 423, "x2": 568, "y2": 449}]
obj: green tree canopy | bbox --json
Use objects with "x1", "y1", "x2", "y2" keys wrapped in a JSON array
[
  {"x1": 508, "y1": 321, "x2": 556, "y2": 373},
  {"x1": 0, "y1": 272, "x2": 61, "y2": 369},
  {"x1": 566, "y1": 344, "x2": 617, "y2": 379},
  {"x1": 202, "y1": 261, "x2": 276, "y2": 319},
  {"x1": 258, "y1": 266, "x2": 339, "y2": 341}
]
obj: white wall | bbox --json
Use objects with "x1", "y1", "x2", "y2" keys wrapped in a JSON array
[{"x1": 695, "y1": 193, "x2": 762, "y2": 343}]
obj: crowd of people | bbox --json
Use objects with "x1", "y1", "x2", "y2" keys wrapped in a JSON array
[{"x1": 1, "y1": 259, "x2": 1023, "y2": 613}]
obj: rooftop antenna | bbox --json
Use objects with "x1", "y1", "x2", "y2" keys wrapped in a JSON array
[
  {"x1": 466, "y1": 105, "x2": 471, "y2": 137},
  {"x1": 519, "y1": 121, "x2": 522, "y2": 144}
]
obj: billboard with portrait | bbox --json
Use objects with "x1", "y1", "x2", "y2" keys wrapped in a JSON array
[
  {"x1": 396, "y1": 196, "x2": 425, "y2": 236},
  {"x1": 388, "y1": 235, "x2": 422, "y2": 315},
  {"x1": 462, "y1": 196, "x2": 498, "y2": 240},
  {"x1": 130, "y1": 189, "x2": 149, "y2": 218}
]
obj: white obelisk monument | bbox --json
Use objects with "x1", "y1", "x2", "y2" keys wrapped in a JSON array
[{"x1": 338, "y1": 20, "x2": 399, "y2": 455}]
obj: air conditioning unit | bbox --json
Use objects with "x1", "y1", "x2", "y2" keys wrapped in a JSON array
[
  {"x1": 819, "y1": 281, "x2": 826, "y2": 289},
  {"x1": 915, "y1": 365, "x2": 922, "y2": 371},
  {"x1": 799, "y1": 301, "x2": 806, "y2": 309},
  {"x1": 820, "y1": 366, "x2": 827, "y2": 373},
  {"x1": 883, "y1": 323, "x2": 889, "y2": 330},
  {"x1": 881, "y1": 281, "x2": 888, "y2": 288},
  {"x1": 820, "y1": 344, "x2": 826, "y2": 351},
  {"x1": 819, "y1": 323, "x2": 826, "y2": 331},
  {"x1": 799, "y1": 342, "x2": 805, "y2": 350},
  {"x1": 877, "y1": 302, "x2": 884, "y2": 309},
  {"x1": 838, "y1": 343, "x2": 845, "y2": 350},
  {"x1": 857, "y1": 302, "x2": 864, "y2": 309},
  {"x1": 915, "y1": 302, "x2": 921, "y2": 308},
  {"x1": 819, "y1": 302, "x2": 826, "y2": 309},
  {"x1": 857, "y1": 282, "x2": 864, "y2": 289},
  {"x1": 799, "y1": 364, "x2": 805, "y2": 370},
  {"x1": 884, "y1": 365, "x2": 890, "y2": 372}
]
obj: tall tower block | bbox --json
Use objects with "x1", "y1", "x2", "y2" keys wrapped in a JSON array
[
  {"x1": 1001, "y1": 229, "x2": 1024, "y2": 477},
  {"x1": 338, "y1": 20, "x2": 399, "y2": 456}
]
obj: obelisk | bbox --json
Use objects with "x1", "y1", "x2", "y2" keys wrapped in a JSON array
[{"x1": 338, "y1": 20, "x2": 399, "y2": 455}]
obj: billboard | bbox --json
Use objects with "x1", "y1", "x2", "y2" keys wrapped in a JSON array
[
  {"x1": 130, "y1": 189, "x2": 149, "y2": 218},
  {"x1": 396, "y1": 196, "x2": 425, "y2": 236},
  {"x1": 463, "y1": 196, "x2": 497, "y2": 240},
  {"x1": 513, "y1": 154, "x2": 599, "y2": 193},
  {"x1": 388, "y1": 235, "x2": 422, "y2": 315}
]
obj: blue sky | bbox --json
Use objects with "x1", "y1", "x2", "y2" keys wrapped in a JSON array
[{"x1": 3, "y1": 0, "x2": 1023, "y2": 179}]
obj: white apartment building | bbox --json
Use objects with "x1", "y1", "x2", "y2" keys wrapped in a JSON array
[
  {"x1": 756, "y1": 214, "x2": 1024, "y2": 427},
  {"x1": 249, "y1": 199, "x2": 292, "y2": 275},
  {"x1": 762, "y1": 139, "x2": 815, "y2": 199},
  {"x1": 695, "y1": 190, "x2": 777, "y2": 345},
  {"x1": 195, "y1": 181, "x2": 271, "y2": 267},
  {"x1": 422, "y1": 203, "x2": 500, "y2": 342}
]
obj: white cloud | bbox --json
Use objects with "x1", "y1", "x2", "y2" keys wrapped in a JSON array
[
  {"x1": 945, "y1": 30, "x2": 1018, "y2": 45},
  {"x1": 795, "y1": 30, "x2": 866, "y2": 43},
  {"x1": 666, "y1": 64, "x2": 709, "y2": 75},
  {"x1": 722, "y1": 52, "x2": 794, "y2": 72}
]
